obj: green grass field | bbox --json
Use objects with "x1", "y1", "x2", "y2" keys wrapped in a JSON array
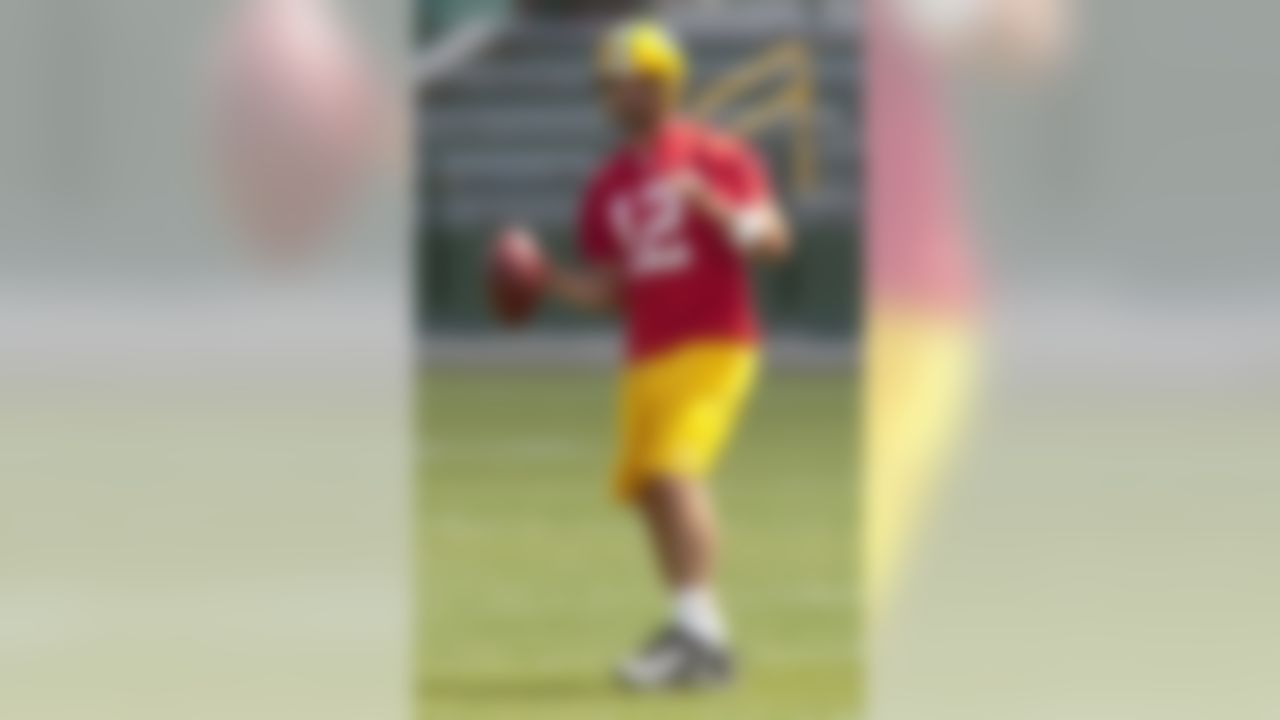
[{"x1": 418, "y1": 369, "x2": 859, "y2": 719}]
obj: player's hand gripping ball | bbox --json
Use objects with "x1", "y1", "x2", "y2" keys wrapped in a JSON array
[{"x1": 488, "y1": 225, "x2": 548, "y2": 328}]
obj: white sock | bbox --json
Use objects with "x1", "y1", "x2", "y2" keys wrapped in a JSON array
[{"x1": 673, "y1": 586, "x2": 728, "y2": 647}]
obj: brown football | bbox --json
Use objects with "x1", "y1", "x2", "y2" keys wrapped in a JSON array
[{"x1": 488, "y1": 225, "x2": 548, "y2": 327}]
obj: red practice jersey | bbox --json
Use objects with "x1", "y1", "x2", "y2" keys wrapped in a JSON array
[{"x1": 579, "y1": 119, "x2": 772, "y2": 362}]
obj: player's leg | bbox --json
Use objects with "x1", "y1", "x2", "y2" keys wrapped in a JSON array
[
  {"x1": 614, "y1": 344, "x2": 757, "y2": 690},
  {"x1": 617, "y1": 475, "x2": 734, "y2": 690},
  {"x1": 638, "y1": 476, "x2": 718, "y2": 589},
  {"x1": 638, "y1": 476, "x2": 724, "y2": 638}
]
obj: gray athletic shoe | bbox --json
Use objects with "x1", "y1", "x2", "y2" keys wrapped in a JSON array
[{"x1": 615, "y1": 625, "x2": 736, "y2": 692}]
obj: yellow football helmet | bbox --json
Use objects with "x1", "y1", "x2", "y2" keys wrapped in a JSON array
[{"x1": 596, "y1": 19, "x2": 688, "y2": 93}]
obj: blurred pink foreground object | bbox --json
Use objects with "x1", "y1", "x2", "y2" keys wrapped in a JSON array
[
  {"x1": 868, "y1": 0, "x2": 976, "y2": 315},
  {"x1": 214, "y1": 0, "x2": 382, "y2": 259}
]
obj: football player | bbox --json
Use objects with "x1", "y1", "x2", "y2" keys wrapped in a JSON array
[{"x1": 544, "y1": 19, "x2": 792, "y2": 691}]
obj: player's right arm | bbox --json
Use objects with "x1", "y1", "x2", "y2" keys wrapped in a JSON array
[
  {"x1": 546, "y1": 264, "x2": 620, "y2": 313},
  {"x1": 547, "y1": 174, "x2": 623, "y2": 313}
]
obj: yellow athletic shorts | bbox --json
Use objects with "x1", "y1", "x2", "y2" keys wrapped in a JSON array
[
  {"x1": 864, "y1": 309, "x2": 979, "y2": 616},
  {"x1": 614, "y1": 341, "x2": 760, "y2": 502}
]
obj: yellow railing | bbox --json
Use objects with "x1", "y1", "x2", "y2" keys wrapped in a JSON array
[{"x1": 692, "y1": 41, "x2": 820, "y2": 194}]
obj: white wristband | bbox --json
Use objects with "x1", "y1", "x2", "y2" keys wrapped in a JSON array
[{"x1": 729, "y1": 205, "x2": 772, "y2": 252}]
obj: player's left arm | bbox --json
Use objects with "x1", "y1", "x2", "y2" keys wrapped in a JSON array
[
  {"x1": 674, "y1": 137, "x2": 793, "y2": 264},
  {"x1": 675, "y1": 170, "x2": 793, "y2": 264}
]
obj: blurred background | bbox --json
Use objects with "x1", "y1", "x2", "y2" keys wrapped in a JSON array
[
  {"x1": 6, "y1": 1, "x2": 1280, "y2": 719},
  {"x1": 416, "y1": 0, "x2": 858, "y2": 364},
  {"x1": 878, "y1": 3, "x2": 1280, "y2": 719},
  {"x1": 0, "y1": 2, "x2": 410, "y2": 719}
]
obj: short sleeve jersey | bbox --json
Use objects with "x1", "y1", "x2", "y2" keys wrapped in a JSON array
[{"x1": 579, "y1": 119, "x2": 773, "y2": 362}]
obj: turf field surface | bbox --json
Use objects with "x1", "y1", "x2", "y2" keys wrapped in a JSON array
[{"x1": 419, "y1": 369, "x2": 859, "y2": 719}]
